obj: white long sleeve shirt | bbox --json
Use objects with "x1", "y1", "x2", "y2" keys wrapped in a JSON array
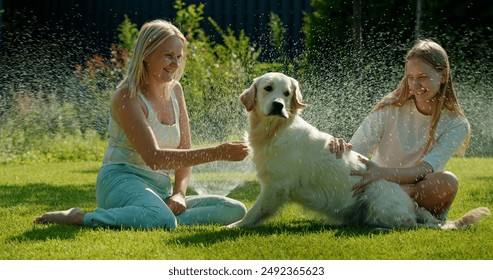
[{"x1": 349, "y1": 100, "x2": 468, "y2": 172}]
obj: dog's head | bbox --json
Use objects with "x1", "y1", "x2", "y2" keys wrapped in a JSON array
[{"x1": 240, "y1": 72, "x2": 307, "y2": 118}]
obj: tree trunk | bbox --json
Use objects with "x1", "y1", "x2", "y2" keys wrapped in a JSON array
[{"x1": 415, "y1": 0, "x2": 423, "y2": 40}]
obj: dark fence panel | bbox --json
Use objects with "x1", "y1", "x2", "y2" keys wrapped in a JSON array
[{"x1": 1, "y1": 0, "x2": 312, "y2": 60}]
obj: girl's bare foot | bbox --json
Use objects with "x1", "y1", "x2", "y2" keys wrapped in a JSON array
[{"x1": 34, "y1": 208, "x2": 85, "y2": 225}]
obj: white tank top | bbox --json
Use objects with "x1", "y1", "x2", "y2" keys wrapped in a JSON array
[{"x1": 101, "y1": 89, "x2": 181, "y2": 174}]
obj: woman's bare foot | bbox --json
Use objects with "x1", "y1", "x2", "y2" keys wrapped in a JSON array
[{"x1": 34, "y1": 208, "x2": 85, "y2": 225}]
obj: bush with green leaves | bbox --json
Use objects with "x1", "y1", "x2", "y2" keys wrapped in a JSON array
[
  {"x1": 72, "y1": 15, "x2": 136, "y2": 137},
  {"x1": 0, "y1": 0, "x2": 279, "y2": 163},
  {"x1": 0, "y1": 90, "x2": 105, "y2": 164},
  {"x1": 173, "y1": 0, "x2": 268, "y2": 142}
]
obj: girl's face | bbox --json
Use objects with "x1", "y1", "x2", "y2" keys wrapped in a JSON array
[
  {"x1": 145, "y1": 35, "x2": 184, "y2": 83},
  {"x1": 406, "y1": 58, "x2": 445, "y2": 105}
]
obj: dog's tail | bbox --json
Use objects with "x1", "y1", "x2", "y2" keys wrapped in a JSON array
[{"x1": 440, "y1": 207, "x2": 491, "y2": 230}]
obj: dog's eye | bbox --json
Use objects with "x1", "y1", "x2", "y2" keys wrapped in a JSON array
[
  {"x1": 264, "y1": 85, "x2": 273, "y2": 92},
  {"x1": 283, "y1": 91, "x2": 290, "y2": 97}
]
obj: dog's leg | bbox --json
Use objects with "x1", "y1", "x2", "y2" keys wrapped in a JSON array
[{"x1": 228, "y1": 185, "x2": 289, "y2": 228}]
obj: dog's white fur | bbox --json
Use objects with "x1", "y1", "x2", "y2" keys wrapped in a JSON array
[{"x1": 229, "y1": 72, "x2": 490, "y2": 229}]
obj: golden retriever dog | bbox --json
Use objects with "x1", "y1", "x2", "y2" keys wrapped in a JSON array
[{"x1": 229, "y1": 72, "x2": 490, "y2": 230}]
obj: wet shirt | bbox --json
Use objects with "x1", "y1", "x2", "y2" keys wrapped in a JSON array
[{"x1": 349, "y1": 100, "x2": 468, "y2": 172}]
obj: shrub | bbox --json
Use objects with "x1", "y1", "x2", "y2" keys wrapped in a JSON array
[
  {"x1": 0, "y1": 89, "x2": 106, "y2": 164},
  {"x1": 173, "y1": 0, "x2": 264, "y2": 142},
  {"x1": 0, "y1": 0, "x2": 278, "y2": 162}
]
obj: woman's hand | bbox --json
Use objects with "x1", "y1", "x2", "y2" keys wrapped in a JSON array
[
  {"x1": 166, "y1": 193, "x2": 187, "y2": 215},
  {"x1": 327, "y1": 137, "x2": 352, "y2": 159},
  {"x1": 350, "y1": 156, "x2": 384, "y2": 196},
  {"x1": 218, "y1": 141, "x2": 249, "y2": 161}
]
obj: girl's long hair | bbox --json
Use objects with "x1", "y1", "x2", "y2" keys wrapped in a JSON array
[
  {"x1": 118, "y1": 19, "x2": 188, "y2": 98},
  {"x1": 372, "y1": 39, "x2": 470, "y2": 156}
]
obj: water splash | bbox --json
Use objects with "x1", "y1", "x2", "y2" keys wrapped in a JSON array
[
  {"x1": 187, "y1": 156, "x2": 256, "y2": 196},
  {"x1": 1, "y1": 10, "x2": 492, "y2": 189}
]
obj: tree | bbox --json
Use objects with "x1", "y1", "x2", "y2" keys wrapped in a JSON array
[{"x1": 414, "y1": 0, "x2": 422, "y2": 40}]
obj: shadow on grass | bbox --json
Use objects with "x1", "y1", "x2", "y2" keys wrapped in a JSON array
[
  {"x1": 168, "y1": 220, "x2": 396, "y2": 247},
  {"x1": 9, "y1": 223, "x2": 156, "y2": 243},
  {"x1": 0, "y1": 183, "x2": 95, "y2": 208},
  {"x1": 7, "y1": 224, "x2": 85, "y2": 242}
]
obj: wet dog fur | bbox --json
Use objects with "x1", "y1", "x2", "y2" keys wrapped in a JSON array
[{"x1": 228, "y1": 72, "x2": 490, "y2": 230}]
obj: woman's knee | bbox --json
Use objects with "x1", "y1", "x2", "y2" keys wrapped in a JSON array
[
  {"x1": 204, "y1": 196, "x2": 247, "y2": 224},
  {"x1": 158, "y1": 213, "x2": 178, "y2": 230},
  {"x1": 143, "y1": 206, "x2": 177, "y2": 230},
  {"x1": 229, "y1": 201, "x2": 247, "y2": 221}
]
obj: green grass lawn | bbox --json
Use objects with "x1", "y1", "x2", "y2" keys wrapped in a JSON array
[{"x1": 1, "y1": 158, "x2": 492, "y2": 260}]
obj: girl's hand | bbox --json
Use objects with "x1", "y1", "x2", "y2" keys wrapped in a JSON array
[
  {"x1": 218, "y1": 141, "x2": 249, "y2": 161},
  {"x1": 327, "y1": 137, "x2": 352, "y2": 159},
  {"x1": 166, "y1": 193, "x2": 187, "y2": 215},
  {"x1": 350, "y1": 156, "x2": 383, "y2": 196}
]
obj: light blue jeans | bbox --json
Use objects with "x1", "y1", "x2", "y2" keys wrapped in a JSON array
[
  {"x1": 83, "y1": 164, "x2": 247, "y2": 229},
  {"x1": 439, "y1": 209, "x2": 449, "y2": 221}
]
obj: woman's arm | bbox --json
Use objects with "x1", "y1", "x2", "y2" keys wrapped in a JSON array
[
  {"x1": 168, "y1": 84, "x2": 192, "y2": 215},
  {"x1": 111, "y1": 87, "x2": 249, "y2": 171}
]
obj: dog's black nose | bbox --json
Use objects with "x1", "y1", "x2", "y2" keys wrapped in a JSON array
[
  {"x1": 269, "y1": 101, "x2": 288, "y2": 118},
  {"x1": 272, "y1": 101, "x2": 284, "y2": 112}
]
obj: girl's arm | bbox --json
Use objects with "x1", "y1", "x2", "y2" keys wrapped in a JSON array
[{"x1": 351, "y1": 157, "x2": 433, "y2": 196}]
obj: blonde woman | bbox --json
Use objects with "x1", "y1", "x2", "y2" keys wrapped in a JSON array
[
  {"x1": 35, "y1": 19, "x2": 248, "y2": 229},
  {"x1": 330, "y1": 39, "x2": 470, "y2": 220}
]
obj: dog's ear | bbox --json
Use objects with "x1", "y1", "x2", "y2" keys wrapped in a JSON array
[
  {"x1": 290, "y1": 77, "x2": 307, "y2": 110},
  {"x1": 240, "y1": 78, "x2": 258, "y2": 112}
]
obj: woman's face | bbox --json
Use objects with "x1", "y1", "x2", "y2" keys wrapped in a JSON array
[
  {"x1": 406, "y1": 58, "x2": 444, "y2": 105},
  {"x1": 144, "y1": 35, "x2": 184, "y2": 83}
]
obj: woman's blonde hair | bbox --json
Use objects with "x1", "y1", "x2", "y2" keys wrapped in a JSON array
[
  {"x1": 118, "y1": 19, "x2": 188, "y2": 98},
  {"x1": 372, "y1": 39, "x2": 470, "y2": 156}
]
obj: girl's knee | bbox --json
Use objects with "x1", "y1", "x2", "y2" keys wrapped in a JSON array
[
  {"x1": 433, "y1": 171, "x2": 459, "y2": 204},
  {"x1": 440, "y1": 171, "x2": 459, "y2": 193},
  {"x1": 425, "y1": 171, "x2": 459, "y2": 191},
  {"x1": 443, "y1": 170, "x2": 458, "y2": 183}
]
